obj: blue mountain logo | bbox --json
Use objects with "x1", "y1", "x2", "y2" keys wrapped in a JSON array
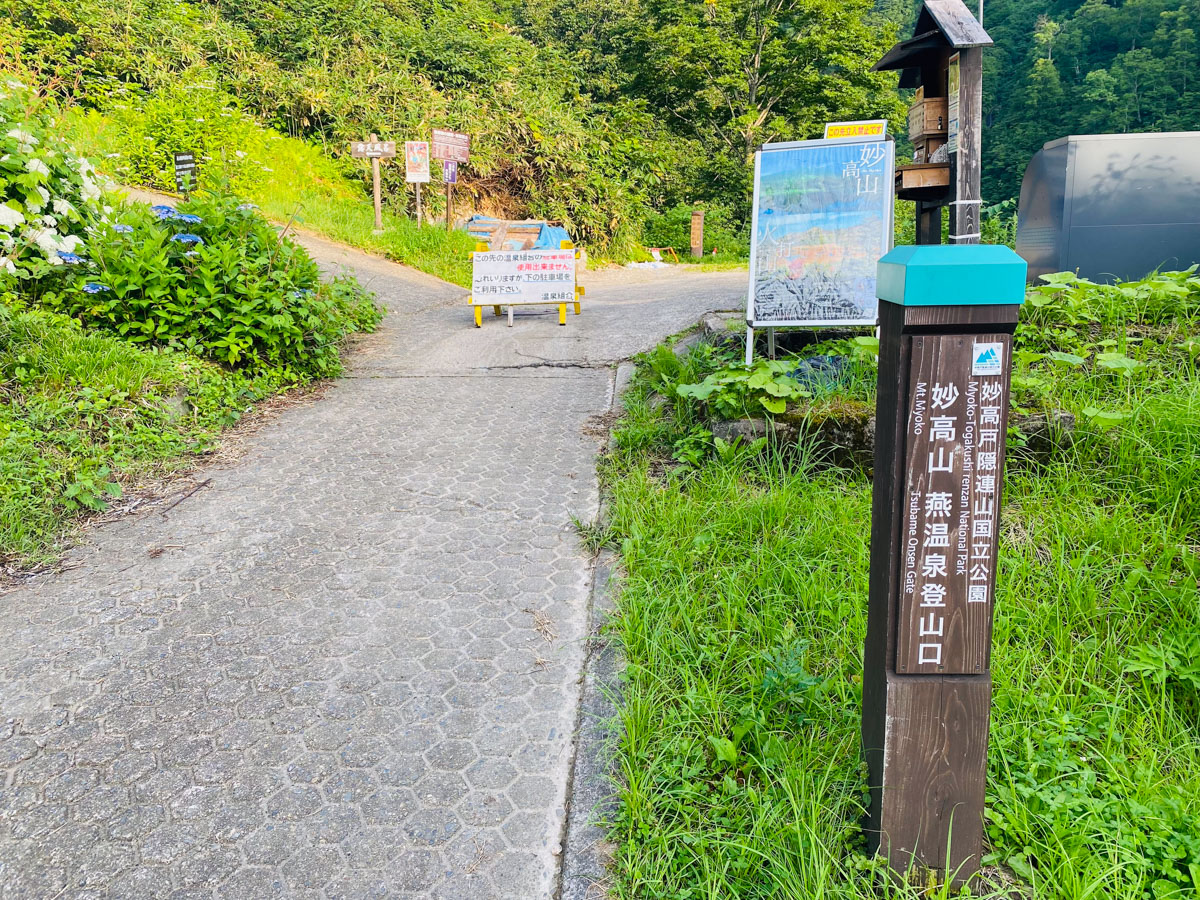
[
  {"x1": 972, "y1": 343, "x2": 1003, "y2": 375},
  {"x1": 975, "y1": 347, "x2": 999, "y2": 367}
]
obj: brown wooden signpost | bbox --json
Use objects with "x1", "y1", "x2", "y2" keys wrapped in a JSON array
[
  {"x1": 349, "y1": 135, "x2": 397, "y2": 233},
  {"x1": 432, "y1": 129, "x2": 469, "y2": 233},
  {"x1": 690, "y1": 209, "x2": 705, "y2": 258},
  {"x1": 863, "y1": 244, "x2": 1027, "y2": 887},
  {"x1": 874, "y1": 0, "x2": 991, "y2": 246}
]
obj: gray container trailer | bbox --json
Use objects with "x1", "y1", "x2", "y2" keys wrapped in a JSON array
[{"x1": 1016, "y1": 132, "x2": 1200, "y2": 283}]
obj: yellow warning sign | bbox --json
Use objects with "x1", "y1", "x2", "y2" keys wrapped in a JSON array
[{"x1": 824, "y1": 120, "x2": 888, "y2": 141}]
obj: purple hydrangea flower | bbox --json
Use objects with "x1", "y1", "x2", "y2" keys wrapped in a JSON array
[
  {"x1": 171, "y1": 233, "x2": 203, "y2": 245},
  {"x1": 82, "y1": 282, "x2": 110, "y2": 294}
]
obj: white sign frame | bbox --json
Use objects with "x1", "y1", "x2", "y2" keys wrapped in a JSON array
[
  {"x1": 405, "y1": 141, "x2": 431, "y2": 183},
  {"x1": 470, "y1": 249, "x2": 577, "y2": 307},
  {"x1": 745, "y1": 137, "x2": 895, "y2": 332}
]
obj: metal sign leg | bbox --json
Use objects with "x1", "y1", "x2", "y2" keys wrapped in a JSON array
[{"x1": 745, "y1": 326, "x2": 755, "y2": 365}]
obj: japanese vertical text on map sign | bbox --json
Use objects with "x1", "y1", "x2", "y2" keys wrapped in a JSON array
[
  {"x1": 471, "y1": 249, "x2": 576, "y2": 306},
  {"x1": 896, "y1": 335, "x2": 1012, "y2": 674},
  {"x1": 746, "y1": 138, "x2": 895, "y2": 328}
]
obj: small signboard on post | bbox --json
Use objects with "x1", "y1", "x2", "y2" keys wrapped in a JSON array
[
  {"x1": 173, "y1": 151, "x2": 198, "y2": 195},
  {"x1": 350, "y1": 136, "x2": 396, "y2": 233},
  {"x1": 406, "y1": 141, "x2": 430, "y2": 227},
  {"x1": 469, "y1": 247, "x2": 582, "y2": 328},
  {"x1": 405, "y1": 142, "x2": 431, "y2": 183},
  {"x1": 431, "y1": 129, "x2": 470, "y2": 164},
  {"x1": 349, "y1": 141, "x2": 397, "y2": 159},
  {"x1": 432, "y1": 131, "x2": 468, "y2": 232}
]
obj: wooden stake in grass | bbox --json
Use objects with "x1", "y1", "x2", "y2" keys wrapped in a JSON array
[
  {"x1": 862, "y1": 244, "x2": 1026, "y2": 889},
  {"x1": 349, "y1": 135, "x2": 396, "y2": 234}
]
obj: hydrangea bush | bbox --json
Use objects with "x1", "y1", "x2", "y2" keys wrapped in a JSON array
[
  {"x1": 43, "y1": 189, "x2": 382, "y2": 379},
  {"x1": 0, "y1": 79, "x2": 106, "y2": 280}
]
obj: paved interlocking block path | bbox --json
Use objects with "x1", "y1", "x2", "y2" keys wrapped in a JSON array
[{"x1": 0, "y1": 239, "x2": 741, "y2": 900}]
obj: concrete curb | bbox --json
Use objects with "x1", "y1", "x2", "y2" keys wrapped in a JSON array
[
  {"x1": 558, "y1": 550, "x2": 621, "y2": 900},
  {"x1": 558, "y1": 359, "x2": 636, "y2": 900}
]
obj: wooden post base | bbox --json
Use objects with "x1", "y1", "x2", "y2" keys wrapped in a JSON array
[{"x1": 863, "y1": 674, "x2": 990, "y2": 887}]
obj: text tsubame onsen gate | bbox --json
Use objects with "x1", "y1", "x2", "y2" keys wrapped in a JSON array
[{"x1": 896, "y1": 335, "x2": 1011, "y2": 675}]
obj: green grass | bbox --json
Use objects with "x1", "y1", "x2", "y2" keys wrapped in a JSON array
[
  {"x1": 600, "y1": 276, "x2": 1200, "y2": 898},
  {"x1": 0, "y1": 301, "x2": 285, "y2": 565},
  {"x1": 65, "y1": 108, "x2": 478, "y2": 287}
]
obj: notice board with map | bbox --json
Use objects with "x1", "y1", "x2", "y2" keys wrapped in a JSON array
[{"x1": 746, "y1": 137, "x2": 895, "y2": 328}]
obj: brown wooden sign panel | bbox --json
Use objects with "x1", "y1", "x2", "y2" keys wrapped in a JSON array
[
  {"x1": 431, "y1": 129, "x2": 470, "y2": 164},
  {"x1": 895, "y1": 332, "x2": 1011, "y2": 675},
  {"x1": 350, "y1": 140, "x2": 397, "y2": 159}
]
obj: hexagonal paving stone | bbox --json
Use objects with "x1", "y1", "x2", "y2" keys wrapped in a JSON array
[{"x1": 0, "y1": 240, "x2": 731, "y2": 898}]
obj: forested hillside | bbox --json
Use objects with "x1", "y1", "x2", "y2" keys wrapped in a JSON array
[
  {"x1": 4, "y1": 0, "x2": 1199, "y2": 248},
  {"x1": 881, "y1": 0, "x2": 1200, "y2": 205},
  {"x1": 1, "y1": 0, "x2": 900, "y2": 252}
]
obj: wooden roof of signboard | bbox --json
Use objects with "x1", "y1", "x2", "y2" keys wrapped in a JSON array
[
  {"x1": 917, "y1": 0, "x2": 992, "y2": 49},
  {"x1": 872, "y1": 0, "x2": 991, "y2": 87}
]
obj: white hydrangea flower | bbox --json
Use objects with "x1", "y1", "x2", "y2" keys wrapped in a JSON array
[
  {"x1": 53, "y1": 199, "x2": 73, "y2": 216},
  {"x1": 41, "y1": 215, "x2": 58, "y2": 228},
  {"x1": 27, "y1": 226, "x2": 63, "y2": 258},
  {"x1": 6, "y1": 127, "x2": 36, "y2": 145},
  {"x1": 59, "y1": 234, "x2": 83, "y2": 252},
  {"x1": 26, "y1": 157, "x2": 49, "y2": 176},
  {"x1": 0, "y1": 204, "x2": 24, "y2": 230},
  {"x1": 0, "y1": 257, "x2": 16, "y2": 275},
  {"x1": 80, "y1": 177, "x2": 101, "y2": 202}
]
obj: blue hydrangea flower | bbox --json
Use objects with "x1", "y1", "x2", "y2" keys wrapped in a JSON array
[
  {"x1": 184, "y1": 250, "x2": 199, "y2": 258},
  {"x1": 175, "y1": 213, "x2": 203, "y2": 224},
  {"x1": 291, "y1": 289, "x2": 314, "y2": 299},
  {"x1": 150, "y1": 205, "x2": 177, "y2": 219},
  {"x1": 82, "y1": 282, "x2": 110, "y2": 294},
  {"x1": 113, "y1": 224, "x2": 134, "y2": 234},
  {"x1": 171, "y1": 233, "x2": 204, "y2": 245},
  {"x1": 57, "y1": 251, "x2": 84, "y2": 264},
  {"x1": 236, "y1": 203, "x2": 258, "y2": 212}
]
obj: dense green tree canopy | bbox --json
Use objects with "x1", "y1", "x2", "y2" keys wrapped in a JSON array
[{"x1": 5, "y1": 0, "x2": 1198, "y2": 242}]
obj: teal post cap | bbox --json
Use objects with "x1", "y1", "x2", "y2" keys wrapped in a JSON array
[{"x1": 877, "y1": 245, "x2": 1028, "y2": 307}]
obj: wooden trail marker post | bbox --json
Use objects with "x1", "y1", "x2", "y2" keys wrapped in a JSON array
[
  {"x1": 349, "y1": 135, "x2": 397, "y2": 233},
  {"x1": 431, "y1": 129, "x2": 470, "y2": 232},
  {"x1": 862, "y1": 244, "x2": 1027, "y2": 888},
  {"x1": 690, "y1": 209, "x2": 705, "y2": 258},
  {"x1": 873, "y1": 0, "x2": 992, "y2": 246}
]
